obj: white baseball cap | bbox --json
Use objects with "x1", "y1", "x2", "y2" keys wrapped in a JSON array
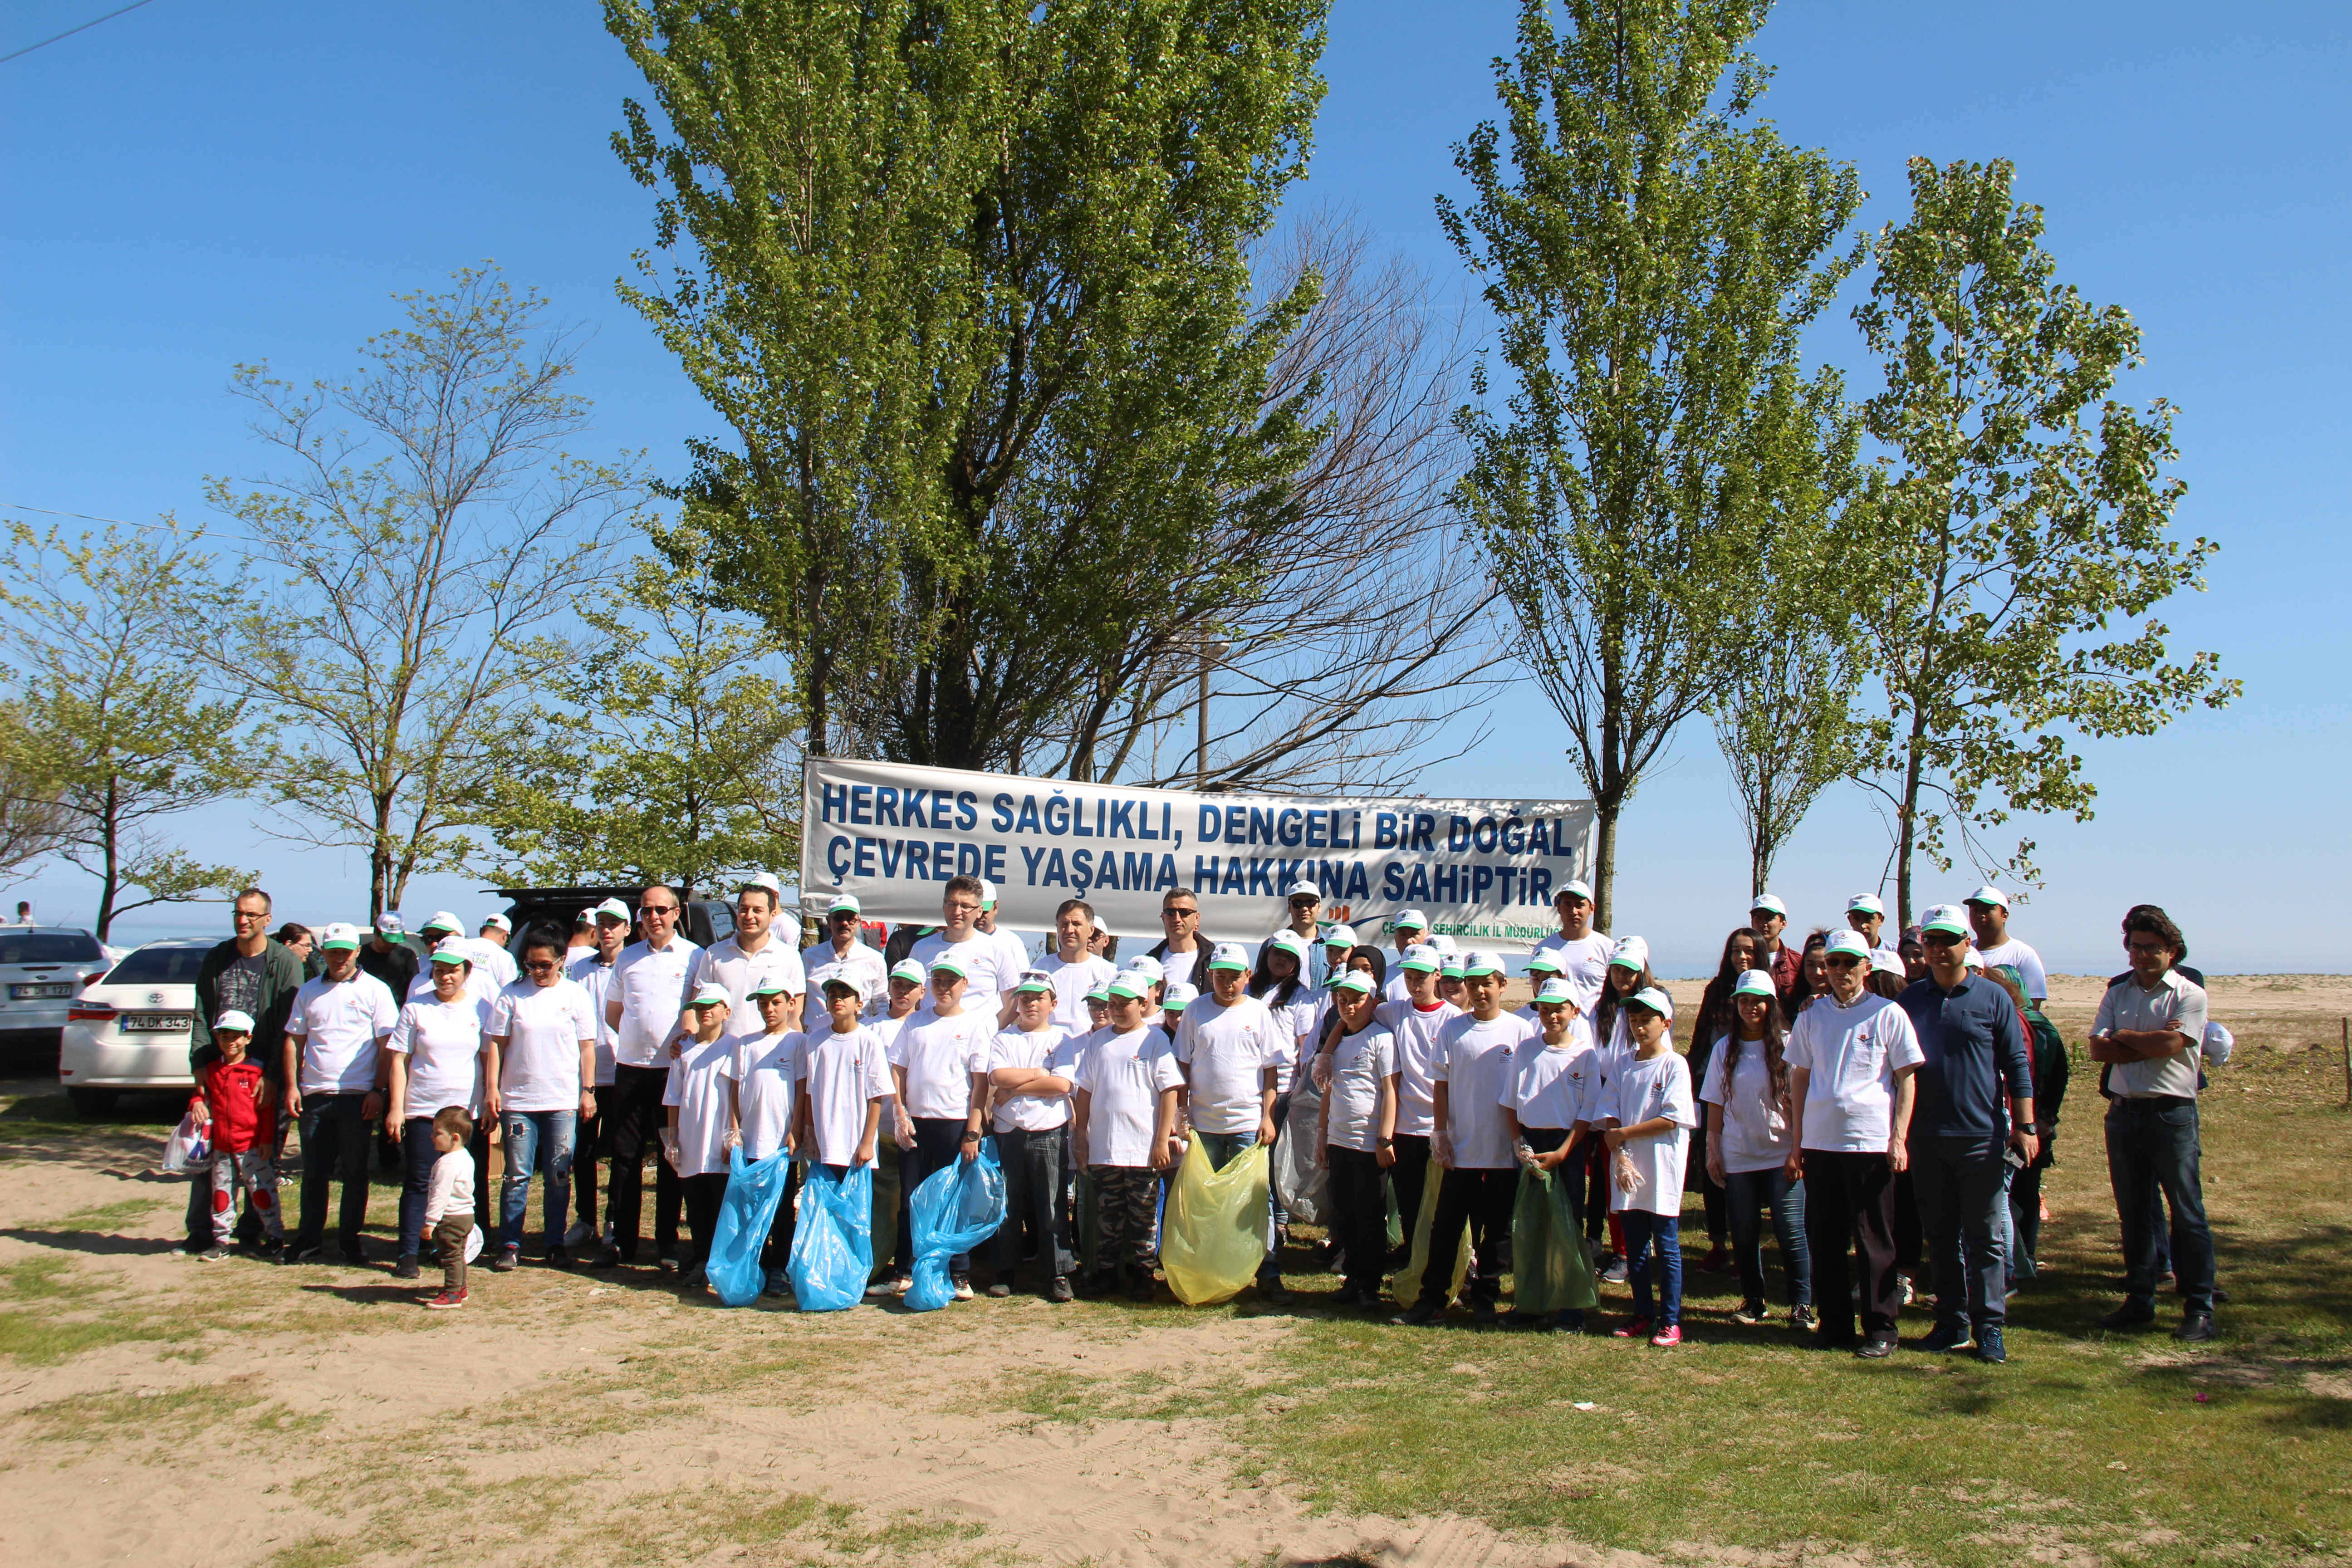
[
  {"x1": 1286, "y1": 879, "x2": 1321, "y2": 900},
  {"x1": 1394, "y1": 908, "x2": 1430, "y2": 931},
  {"x1": 1014, "y1": 970, "x2": 1055, "y2": 995},
  {"x1": 740, "y1": 871, "x2": 785, "y2": 901},
  {"x1": 1627, "y1": 985, "x2": 1675, "y2": 1021},
  {"x1": 1963, "y1": 950, "x2": 1985, "y2": 970},
  {"x1": 213, "y1": 1008, "x2": 255, "y2": 1034},
  {"x1": 1328, "y1": 969, "x2": 1374, "y2": 996},
  {"x1": 1824, "y1": 929, "x2": 1873, "y2": 962},
  {"x1": 1207, "y1": 942, "x2": 1251, "y2": 972},
  {"x1": 978, "y1": 879, "x2": 999, "y2": 908},
  {"x1": 1460, "y1": 950, "x2": 1505, "y2": 978},
  {"x1": 1607, "y1": 935, "x2": 1649, "y2": 971},
  {"x1": 1732, "y1": 969, "x2": 1776, "y2": 999},
  {"x1": 1108, "y1": 970, "x2": 1155, "y2": 1000},
  {"x1": 1525, "y1": 950, "x2": 1563, "y2": 975},
  {"x1": 1534, "y1": 977, "x2": 1575, "y2": 1007},
  {"x1": 318, "y1": 922, "x2": 362, "y2": 952},
  {"x1": 592, "y1": 897, "x2": 631, "y2": 924},
  {"x1": 1846, "y1": 894, "x2": 1884, "y2": 916},
  {"x1": 889, "y1": 959, "x2": 926, "y2": 986},
  {"x1": 480, "y1": 912, "x2": 512, "y2": 933},
  {"x1": 1965, "y1": 885, "x2": 2008, "y2": 909},
  {"x1": 1556, "y1": 878, "x2": 1594, "y2": 903},
  {"x1": 376, "y1": 911, "x2": 406, "y2": 936},
  {"x1": 1921, "y1": 904, "x2": 1972, "y2": 938},
  {"x1": 1400, "y1": 944, "x2": 1441, "y2": 973},
  {"x1": 689, "y1": 983, "x2": 730, "y2": 1008},
  {"x1": 1429, "y1": 933, "x2": 1459, "y2": 954},
  {"x1": 422, "y1": 911, "x2": 464, "y2": 935},
  {"x1": 1269, "y1": 929, "x2": 1309, "y2": 960},
  {"x1": 1126, "y1": 955, "x2": 1165, "y2": 982},
  {"x1": 1321, "y1": 924, "x2": 1357, "y2": 949},
  {"x1": 828, "y1": 893, "x2": 862, "y2": 916},
  {"x1": 1162, "y1": 981, "x2": 1198, "y2": 1009},
  {"x1": 1871, "y1": 950, "x2": 1907, "y2": 979},
  {"x1": 1750, "y1": 893, "x2": 1788, "y2": 918}
]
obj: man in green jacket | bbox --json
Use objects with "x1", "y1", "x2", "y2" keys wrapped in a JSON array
[{"x1": 182, "y1": 888, "x2": 306, "y2": 1253}]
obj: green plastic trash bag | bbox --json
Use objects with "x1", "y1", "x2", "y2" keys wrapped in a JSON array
[
  {"x1": 1509, "y1": 1161, "x2": 1597, "y2": 1313},
  {"x1": 1388, "y1": 1158, "x2": 1471, "y2": 1308},
  {"x1": 1161, "y1": 1135, "x2": 1270, "y2": 1305}
]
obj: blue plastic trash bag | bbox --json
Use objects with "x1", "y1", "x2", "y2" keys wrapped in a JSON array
[
  {"x1": 905, "y1": 1137, "x2": 1006, "y2": 1312},
  {"x1": 788, "y1": 1162, "x2": 873, "y2": 1312},
  {"x1": 706, "y1": 1147, "x2": 795, "y2": 1307}
]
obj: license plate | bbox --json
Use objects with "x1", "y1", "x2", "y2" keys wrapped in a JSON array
[
  {"x1": 122, "y1": 1013, "x2": 193, "y2": 1032},
  {"x1": 9, "y1": 983, "x2": 73, "y2": 1000}
]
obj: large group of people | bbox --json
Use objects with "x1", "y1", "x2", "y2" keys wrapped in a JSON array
[{"x1": 175, "y1": 873, "x2": 2227, "y2": 1352}]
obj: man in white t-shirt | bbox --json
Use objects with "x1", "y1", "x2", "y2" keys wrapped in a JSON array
[
  {"x1": 911, "y1": 875, "x2": 1022, "y2": 1024},
  {"x1": 564, "y1": 898, "x2": 629, "y2": 1251},
  {"x1": 596, "y1": 886, "x2": 701, "y2": 1272},
  {"x1": 892, "y1": 956, "x2": 992, "y2": 1298},
  {"x1": 280, "y1": 923, "x2": 400, "y2": 1267},
  {"x1": 684, "y1": 872, "x2": 806, "y2": 1030},
  {"x1": 1785, "y1": 929, "x2": 1926, "y2": 1357},
  {"x1": 1533, "y1": 880, "x2": 1614, "y2": 1014},
  {"x1": 1171, "y1": 942, "x2": 1290, "y2": 1300},
  {"x1": 803, "y1": 893, "x2": 888, "y2": 1029},
  {"x1": 474, "y1": 912, "x2": 520, "y2": 989},
  {"x1": 984, "y1": 972, "x2": 1081, "y2": 1300},
  {"x1": 1964, "y1": 886, "x2": 2048, "y2": 1003},
  {"x1": 974, "y1": 879, "x2": 1034, "y2": 985},
  {"x1": 1035, "y1": 898, "x2": 1116, "y2": 1036},
  {"x1": 485, "y1": 928, "x2": 598, "y2": 1269},
  {"x1": 1395, "y1": 952, "x2": 1530, "y2": 1325}
]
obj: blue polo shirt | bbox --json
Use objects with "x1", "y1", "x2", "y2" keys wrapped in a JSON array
[{"x1": 1899, "y1": 975, "x2": 2032, "y2": 1144}]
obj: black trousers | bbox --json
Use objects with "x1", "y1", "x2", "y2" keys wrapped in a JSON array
[
  {"x1": 1803, "y1": 1149, "x2": 1900, "y2": 1341},
  {"x1": 1089, "y1": 1165, "x2": 1159, "y2": 1277},
  {"x1": 904, "y1": 1116, "x2": 975, "y2": 1279},
  {"x1": 1583, "y1": 1137, "x2": 1612, "y2": 1242},
  {"x1": 994, "y1": 1125, "x2": 1073, "y2": 1282},
  {"x1": 1416, "y1": 1165, "x2": 1519, "y2": 1308},
  {"x1": 605, "y1": 1064, "x2": 681, "y2": 1259},
  {"x1": 1386, "y1": 1134, "x2": 1432, "y2": 1264},
  {"x1": 761, "y1": 1160, "x2": 801, "y2": 1272},
  {"x1": 681, "y1": 1171, "x2": 728, "y2": 1264},
  {"x1": 1325, "y1": 1145, "x2": 1388, "y2": 1294},
  {"x1": 573, "y1": 1099, "x2": 606, "y2": 1232}
]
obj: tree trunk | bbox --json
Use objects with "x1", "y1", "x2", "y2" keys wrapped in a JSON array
[
  {"x1": 1590, "y1": 797, "x2": 1620, "y2": 936},
  {"x1": 1894, "y1": 739, "x2": 1924, "y2": 930},
  {"x1": 95, "y1": 778, "x2": 121, "y2": 941}
]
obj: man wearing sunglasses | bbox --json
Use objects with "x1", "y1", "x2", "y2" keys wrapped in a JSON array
[
  {"x1": 1143, "y1": 887, "x2": 1211, "y2": 993},
  {"x1": 804, "y1": 893, "x2": 888, "y2": 1030},
  {"x1": 1899, "y1": 906, "x2": 2037, "y2": 1364},
  {"x1": 598, "y1": 886, "x2": 701, "y2": 1271}
]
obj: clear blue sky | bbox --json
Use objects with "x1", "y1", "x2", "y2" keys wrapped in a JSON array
[{"x1": 2, "y1": 1, "x2": 2342, "y2": 975}]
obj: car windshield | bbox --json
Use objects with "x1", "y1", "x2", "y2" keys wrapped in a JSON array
[
  {"x1": 0, "y1": 931, "x2": 105, "y2": 965},
  {"x1": 103, "y1": 946, "x2": 208, "y2": 985}
]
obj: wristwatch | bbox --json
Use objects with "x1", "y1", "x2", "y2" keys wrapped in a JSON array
[{"x1": 1376, "y1": 1137, "x2": 1394, "y2": 1149}]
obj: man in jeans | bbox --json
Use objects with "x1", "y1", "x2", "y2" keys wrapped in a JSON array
[
  {"x1": 279, "y1": 921, "x2": 400, "y2": 1265},
  {"x1": 2091, "y1": 906, "x2": 2217, "y2": 1343},
  {"x1": 1171, "y1": 942, "x2": 1290, "y2": 1302},
  {"x1": 597, "y1": 887, "x2": 700, "y2": 1271},
  {"x1": 183, "y1": 888, "x2": 306, "y2": 1252},
  {"x1": 1897, "y1": 914, "x2": 2037, "y2": 1364}
]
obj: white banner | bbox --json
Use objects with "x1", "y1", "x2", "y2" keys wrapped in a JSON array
[{"x1": 800, "y1": 758, "x2": 1593, "y2": 952}]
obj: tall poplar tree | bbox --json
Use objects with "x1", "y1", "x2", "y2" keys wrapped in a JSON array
[{"x1": 1444, "y1": 0, "x2": 1862, "y2": 927}]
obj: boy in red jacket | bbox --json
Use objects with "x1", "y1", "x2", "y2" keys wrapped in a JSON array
[{"x1": 190, "y1": 1008, "x2": 284, "y2": 1260}]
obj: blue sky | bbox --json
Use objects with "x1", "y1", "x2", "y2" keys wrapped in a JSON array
[{"x1": 2, "y1": 1, "x2": 2342, "y2": 974}]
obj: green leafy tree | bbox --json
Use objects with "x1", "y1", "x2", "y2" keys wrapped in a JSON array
[
  {"x1": 201, "y1": 269, "x2": 642, "y2": 921},
  {"x1": 1443, "y1": 0, "x2": 1863, "y2": 928},
  {"x1": 1851, "y1": 157, "x2": 2237, "y2": 924},
  {"x1": 0, "y1": 520, "x2": 256, "y2": 938},
  {"x1": 609, "y1": 0, "x2": 1330, "y2": 774},
  {"x1": 478, "y1": 544, "x2": 801, "y2": 898}
]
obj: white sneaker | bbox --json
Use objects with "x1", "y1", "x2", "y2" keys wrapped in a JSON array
[
  {"x1": 952, "y1": 1279, "x2": 974, "y2": 1301},
  {"x1": 564, "y1": 1220, "x2": 594, "y2": 1249},
  {"x1": 1898, "y1": 1274, "x2": 1916, "y2": 1307}
]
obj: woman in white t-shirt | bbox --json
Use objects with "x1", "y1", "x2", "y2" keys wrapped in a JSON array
[
  {"x1": 1592, "y1": 986, "x2": 1696, "y2": 1347},
  {"x1": 387, "y1": 948, "x2": 491, "y2": 1273},
  {"x1": 1314, "y1": 971, "x2": 1395, "y2": 1308},
  {"x1": 1698, "y1": 970, "x2": 1812, "y2": 1330}
]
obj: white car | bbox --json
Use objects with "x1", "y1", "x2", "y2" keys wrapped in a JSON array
[
  {"x1": 59, "y1": 938, "x2": 209, "y2": 1116},
  {"x1": 0, "y1": 926, "x2": 113, "y2": 1033}
]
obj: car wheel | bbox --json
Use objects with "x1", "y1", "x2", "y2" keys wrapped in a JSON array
[{"x1": 67, "y1": 1088, "x2": 118, "y2": 1117}]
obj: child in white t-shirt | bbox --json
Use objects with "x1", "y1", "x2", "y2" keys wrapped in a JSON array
[
  {"x1": 1314, "y1": 970, "x2": 1395, "y2": 1308},
  {"x1": 735, "y1": 977, "x2": 804, "y2": 1298},
  {"x1": 1072, "y1": 974, "x2": 1183, "y2": 1300},
  {"x1": 421, "y1": 1106, "x2": 476, "y2": 1309},
  {"x1": 665, "y1": 985, "x2": 741, "y2": 1291},
  {"x1": 1500, "y1": 976, "x2": 1598, "y2": 1329},
  {"x1": 1593, "y1": 986, "x2": 1696, "y2": 1347},
  {"x1": 985, "y1": 973, "x2": 1082, "y2": 1300}
]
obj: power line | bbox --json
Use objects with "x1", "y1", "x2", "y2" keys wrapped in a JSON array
[{"x1": 0, "y1": 0, "x2": 167, "y2": 67}]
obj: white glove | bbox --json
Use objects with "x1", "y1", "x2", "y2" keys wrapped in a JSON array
[
  {"x1": 1310, "y1": 1051, "x2": 1334, "y2": 1093},
  {"x1": 1433, "y1": 1129, "x2": 1454, "y2": 1170}
]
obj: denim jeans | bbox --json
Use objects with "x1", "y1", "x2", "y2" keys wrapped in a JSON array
[
  {"x1": 293, "y1": 1092, "x2": 376, "y2": 1253},
  {"x1": 1619, "y1": 1210, "x2": 1682, "y2": 1326},
  {"x1": 500, "y1": 1108, "x2": 577, "y2": 1251},
  {"x1": 1910, "y1": 1134, "x2": 2011, "y2": 1328},
  {"x1": 1194, "y1": 1127, "x2": 1280, "y2": 1281},
  {"x1": 993, "y1": 1124, "x2": 1073, "y2": 1283},
  {"x1": 1723, "y1": 1166, "x2": 1810, "y2": 1308},
  {"x1": 2106, "y1": 1098, "x2": 2215, "y2": 1314},
  {"x1": 398, "y1": 1115, "x2": 488, "y2": 1259}
]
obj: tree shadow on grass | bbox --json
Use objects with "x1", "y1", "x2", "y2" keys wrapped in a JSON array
[{"x1": 0, "y1": 1226, "x2": 182, "y2": 1258}]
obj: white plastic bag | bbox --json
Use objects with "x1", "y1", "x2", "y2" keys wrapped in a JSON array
[{"x1": 161, "y1": 1113, "x2": 210, "y2": 1174}]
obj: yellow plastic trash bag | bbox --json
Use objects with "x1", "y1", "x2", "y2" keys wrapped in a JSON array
[
  {"x1": 1388, "y1": 1161, "x2": 1471, "y2": 1308},
  {"x1": 1161, "y1": 1135, "x2": 1270, "y2": 1305}
]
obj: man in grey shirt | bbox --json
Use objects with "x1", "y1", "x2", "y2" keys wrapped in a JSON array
[{"x1": 2089, "y1": 905, "x2": 2215, "y2": 1343}]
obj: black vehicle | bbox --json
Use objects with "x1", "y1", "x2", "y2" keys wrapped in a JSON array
[{"x1": 491, "y1": 886, "x2": 738, "y2": 951}]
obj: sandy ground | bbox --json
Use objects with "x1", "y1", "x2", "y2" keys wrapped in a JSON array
[{"x1": 0, "y1": 1097, "x2": 1676, "y2": 1568}]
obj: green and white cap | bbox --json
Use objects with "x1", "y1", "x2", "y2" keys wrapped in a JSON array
[
  {"x1": 1825, "y1": 929, "x2": 1873, "y2": 961},
  {"x1": 690, "y1": 983, "x2": 730, "y2": 1008},
  {"x1": 1847, "y1": 893, "x2": 1884, "y2": 916},
  {"x1": 1014, "y1": 970, "x2": 1054, "y2": 995},
  {"x1": 1394, "y1": 908, "x2": 1430, "y2": 932},
  {"x1": 1107, "y1": 970, "x2": 1155, "y2": 1001},
  {"x1": 1750, "y1": 893, "x2": 1788, "y2": 918},
  {"x1": 1439, "y1": 957, "x2": 1465, "y2": 980},
  {"x1": 1921, "y1": 904, "x2": 1971, "y2": 938},
  {"x1": 1206, "y1": 942, "x2": 1251, "y2": 972},
  {"x1": 1084, "y1": 981, "x2": 1112, "y2": 1004},
  {"x1": 889, "y1": 959, "x2": 926, "y2": 985},
  {"x1": 1525, "y1": 950, "x2": 1563, "y2": 976},
  {"x1": 1329, "y1": 969, "x2": 1374, "y2": 995},
  {"x1": 927, "y1": 955, "x2": 968, "y2": 980},
  {"x1": 1269, "y1": 929, "x2": 1309, "y2": 960},
  {"x1": 422, "y1": 911, "x2": 464, "y2": 936},
  {"x1": 1321, "y1": 923, "x2": 1356, "y2": 950},
  {"x1": 1400, "y1": 944, "x2": 1441, "y2": 973},
  {"x1": 1627, "y1": 985, "x2": 1674, "y2": 1020},
  {"x1": 318, "y1": 921, "x2": 362, "y2": 952},
  {"x1": 750, "y1": 976, "x2": 794, "y2": 998},
  {"x1": 1733, "y1": 968, "x2": 1776, "y2": 999},
  {"x1": 1460, "y1": 950, "x2": 1505, "y2": 978},
  {"x1": 428, "y1": 941, "x2": 470, "y2": 967},
  {"x1": 828, "y1": 892, "x2": 862, "y2": 916},
  {"x1": 1607, "y1": 935, "x2": 1649, "y2": 971},
  {"x1": 1162, "y1": 981, "x2": 1198, "y2": 1009},
  {"x1": 1534, "y1": 977, "x2": 1575, "y2": 1007}
]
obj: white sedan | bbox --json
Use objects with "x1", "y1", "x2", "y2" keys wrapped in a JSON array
[{"x1": 59, "y1": 938, "x2": 209, "y2": 1116}]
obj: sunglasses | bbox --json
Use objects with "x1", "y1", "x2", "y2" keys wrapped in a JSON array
[{"x1": 524, "y1": 960, "x2": 560, "y2": 974}]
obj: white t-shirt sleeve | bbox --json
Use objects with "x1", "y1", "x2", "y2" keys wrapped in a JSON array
[
  {"x1": 1663, "y1": 1055, "x2": 1698, "y2": 1128},
  {"x1": 1883, "y1": 1007, "x2": 1926, "y2": 1073},
  {"x1": 1697, "y1": 1044, "x2": 1730, "y2": 1107}
]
